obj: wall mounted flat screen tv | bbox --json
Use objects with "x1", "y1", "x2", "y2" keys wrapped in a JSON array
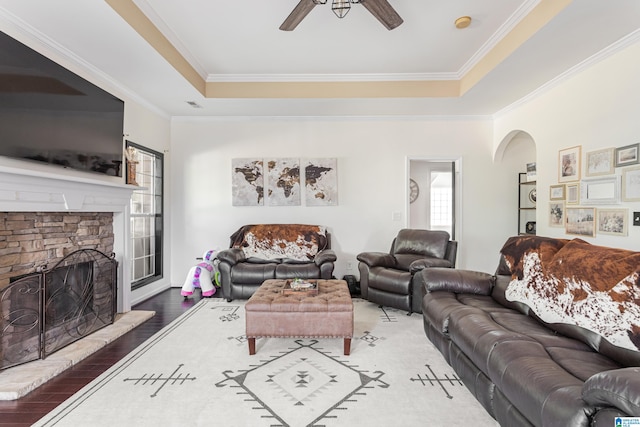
[{"x1": 0, "y1": 31, "x2": 124, "y2": 177}]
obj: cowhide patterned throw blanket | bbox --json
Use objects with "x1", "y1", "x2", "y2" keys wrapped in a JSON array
[
  {"x1": 229, "y1": 224, "x2": 328, "y2": 261},
  {"x1": 501, "y1": 235, "x2": 640, "y2": 352}
]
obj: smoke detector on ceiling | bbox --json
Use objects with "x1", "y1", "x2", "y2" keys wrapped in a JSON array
[{"x1": 455, "y1": 16, "x2": 472, "y2": 29}]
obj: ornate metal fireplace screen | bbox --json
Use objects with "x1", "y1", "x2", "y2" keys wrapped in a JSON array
[{"x1": 1, "y1": 249, "x2": 117, "y2": 371}]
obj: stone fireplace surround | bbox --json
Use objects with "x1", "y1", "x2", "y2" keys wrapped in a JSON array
[{"x1": 0, "y1": 165, "x2": 137, "y2": 313}]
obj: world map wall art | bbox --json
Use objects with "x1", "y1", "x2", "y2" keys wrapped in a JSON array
[{"x1": 232, "y1": 158, "x2": 337, "y2": 207}]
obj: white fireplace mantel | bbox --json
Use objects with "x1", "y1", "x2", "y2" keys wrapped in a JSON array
[{"x1": 0, "y1": 165, "x2": 137, "y2": 312}]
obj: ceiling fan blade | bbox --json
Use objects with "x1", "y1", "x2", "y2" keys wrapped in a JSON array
[
  {"x1": 360, "y1": 0, "x2": 403, "y2": 30},
  {"x1": 280, "y1": 0, "x2": 317, "y2": 31}
]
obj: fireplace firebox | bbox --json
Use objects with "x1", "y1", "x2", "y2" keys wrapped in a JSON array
[{"x1": 0, "y1": 249, "x2": 117, "y2": 370}]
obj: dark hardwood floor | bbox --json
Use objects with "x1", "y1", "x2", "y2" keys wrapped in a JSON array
[{"x1": 0, "y1": 288, "x2": 208, "y2": 427}]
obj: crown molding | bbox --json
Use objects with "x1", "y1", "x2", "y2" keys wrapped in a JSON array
[
  {"x1": 171, "y1": 114, "x2": 492, "y2": 123},
  {"x1": 495, "y1": 29, "x2": 640, "y2": 118},
  {"x1": 206, "y1": 72, "x2": 458, "y2": 83},
  {"x1": 458, "y1": 0, "x2": 540, "y2": 77}
]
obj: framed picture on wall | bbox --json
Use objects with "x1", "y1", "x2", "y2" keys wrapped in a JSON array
[
  {"x1": 549, "y1": 202, "x2": 565, "y2": 227},
  {"x1": 597, "y1": 208, "x2": 628, "y2": 236},
  {"x1": 615, "y1": 143, "x2": 640, "y2": 167},
  {"x1": 549, "y1": 184, "x2": 565, "y2": 200},
  {"x1": 565, "y1": 207, "x2": 596, "y2": 237},
  {"x1": 585, "y1": 148, "x2": 615, "y2": 176},
  {"x1": 558, "y1": 146, "x2": 581, "y2": 182},
  {"x1": 526, "y1": 162, "x2": 537, "y2": 181},
  {"x1": 580, "y1": 176, "x2": 619, "y2": 205},
  {"x1": 622, "y1": 166, "x2": 640, "y2": 201},
  {"x1": 566, "y1": 183, "x2": 579, "y2": 204}
]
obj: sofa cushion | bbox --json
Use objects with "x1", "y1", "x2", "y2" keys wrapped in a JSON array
[
  {"x1": 367, "y1": 267, "x2": 411, "y2": 294},
  {"x1": 485, "y1": 339, "x2": 591, "y2": 427},
  {"x1": 274, "y1": 263, "x2": 320, "y2": 279},
  {"x1": 230, "y1": 262, "x2": 277, "y2": 284},
  {"x1": 230, "y1": 224, "x2": 328, "y2": 261},
  {"x1": 503, "y1": 237, "x2": 640, "y2": 353},
  {"x1": 447, "y1": 305, "x2": 537, "y2": 375},
  {"x1": 394, "y1": 253, "x2": 426, "y2": 271},
  {"x1": 545, "y1": 346, "x2": 621, "y2": 381},
  {"x1": 393, "y1": 229, "x2": 449, "y2": 259}
]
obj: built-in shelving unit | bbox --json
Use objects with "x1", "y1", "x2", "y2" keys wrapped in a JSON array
[{"x1": 518, "y1": 172, "x2": 536, "y2": 235}]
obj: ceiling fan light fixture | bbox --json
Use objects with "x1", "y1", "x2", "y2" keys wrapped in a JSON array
[
  {"x1": 279, "y1": 0, "x2": 403, "y2": 31},
  {"x1": 332, "y1": 0, "x2": 351, "y2": 18}
]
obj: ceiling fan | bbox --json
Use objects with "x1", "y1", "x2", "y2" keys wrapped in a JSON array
[{"x1": 280, "y1": 0, "x2": 404, "y2": 31}]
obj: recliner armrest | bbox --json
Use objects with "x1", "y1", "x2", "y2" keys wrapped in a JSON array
[
  {"x1": 409, "y1": 258, "x2": 452, "y2": 273},
  {"x1": 583, "y1": 367, "x2": 640, "y2": 416},
  {"x1": 422, "y1": 268, "x2": 494, "y2": 295},
  {"x1": 314, "y1": 249, "x2": 337, "y2": 265},
  {"x1": 357, "y1": 252, "x2": 396, "y2": 268},
  {"x1": 217, "y1": 248, "x2": 246, "y2": 265}
]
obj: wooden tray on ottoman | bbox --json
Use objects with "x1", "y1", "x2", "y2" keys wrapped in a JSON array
[{"x1": 281, "y1": 279, "x2": 318, "y2": 296}]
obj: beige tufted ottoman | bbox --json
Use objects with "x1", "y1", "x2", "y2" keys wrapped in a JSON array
[{"x1": 245, "y1": 279, "x2": 354, "y2": 355}]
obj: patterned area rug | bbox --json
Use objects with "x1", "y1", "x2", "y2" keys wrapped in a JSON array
[{"x1": 33, "y1": 298, "x2": 499, "y2": 427}]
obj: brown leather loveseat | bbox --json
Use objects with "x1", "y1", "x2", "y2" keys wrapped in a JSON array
[
  {"x1": 217, "y1": 224, "x2": 336, "y2": 301},
  {"x1": 421, "y1": 235, "x2": 640, "y2": 426}
]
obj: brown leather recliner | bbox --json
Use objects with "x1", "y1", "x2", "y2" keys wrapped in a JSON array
[{"x1": 357, "y1": 229, "x2": 457, "y2": 314}]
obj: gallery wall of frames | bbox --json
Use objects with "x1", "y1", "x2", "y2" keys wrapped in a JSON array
[{"x1": 547, "y1": 143, "x2": 640, "y2": 237}]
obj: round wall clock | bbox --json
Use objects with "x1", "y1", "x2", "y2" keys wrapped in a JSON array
[{"x1": 409, "y1": 179, "x2": 419, "y2": 203}]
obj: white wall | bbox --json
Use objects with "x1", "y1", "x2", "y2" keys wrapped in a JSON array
[
  {"x1": 495, "y1": 39, "x2": 640, "y2": 250},
  {"x1": 124, "y1": 101, "x2": 173, "y2": 305},
  {"x1": 409, "y1": 160, "x2": 432, "y2": 230},
  {"x1": 169, "y1": 116, "x2": 521, "y2": 286}
]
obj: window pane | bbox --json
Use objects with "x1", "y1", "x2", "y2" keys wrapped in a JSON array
[
  {"x1": 145, "y1": 256, "x2": 153, "y2": 277},
  {"x1": 154, "y1": 196, "x2": 163, "y2": 214},
  {"x1": 154, "y1": 177, "x2": 162, "y2": 195},
  {"x1": 134, "y1": 258, "x2": 144, "y2": 281},
  {"x1": 133, "y1": 237, "x2": 144, "y2": 257},
  {"x1": 131, "y1": 193, "x2": 144, "y2": 214},
  {"x1": 430, "y1": 171, "x2": 453, "y2": 235}
]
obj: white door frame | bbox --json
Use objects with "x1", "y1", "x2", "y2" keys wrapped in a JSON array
[{"x1": 406, "y1": 156, "x2": 463, "y2": 242}]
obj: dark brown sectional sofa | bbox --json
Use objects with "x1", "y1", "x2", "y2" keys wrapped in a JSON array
[{"x1": 421, "y1": 235, "x2": 640, "y2": 427}]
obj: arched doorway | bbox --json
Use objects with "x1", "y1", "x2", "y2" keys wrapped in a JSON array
[{"x1": 495, "y1": 130, "x2": 536, "y2": 235}]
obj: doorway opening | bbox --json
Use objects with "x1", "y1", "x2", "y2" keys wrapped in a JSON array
[{"x1": 408, "y1": 158, "x2": 460, "y2": 240}]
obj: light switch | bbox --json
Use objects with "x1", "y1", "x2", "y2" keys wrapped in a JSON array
[{"x1": 634, "y1": 212, "x2": 640, "y2": 226}]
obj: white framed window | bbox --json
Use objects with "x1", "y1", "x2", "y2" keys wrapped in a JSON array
[{"x1": 127, "y1": 141, "x2": 163, "y2": 289}]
